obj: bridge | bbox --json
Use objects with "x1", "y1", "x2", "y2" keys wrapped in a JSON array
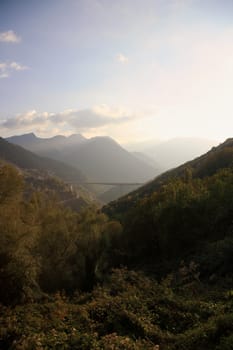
[{"x1": 68, "y1": 182, "x2": 145, "y2": 186}]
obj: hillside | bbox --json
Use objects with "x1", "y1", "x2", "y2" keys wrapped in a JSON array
[
  {"x1": 104, "y1": 138, "x2": 233, "y2": 218},
  {"x1": 131, "y1": 151, "x2": 160, "y2": 169},
  {"x1": 0, "y1": 137, "x2": 97, "y2": 208},
  {"x1": 1, "y1": 140, "x2": 233, "y2": 349},
  {"x1": 98, "y1": 183, "x2": 140, "y2": 204},
  {"x1": 7, "y1": 133, "x2": 159, "y2": 183},
  {"x1": 64, "y1": 136, "x2": 159, "y2": 183},
  {"x1": 0, "y1": 136, "x2": 86, "y2": 183},
  {"x1": 102, "y1": 137, "x2": 233, "y2": 280},
  {"x1": 23, "y1": 169, "x2": 96, "y2": 211}
]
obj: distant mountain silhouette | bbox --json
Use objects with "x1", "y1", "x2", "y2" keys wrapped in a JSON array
[
  {"x1": 0, "y1": 137, "x2": 86, "y2": 184},
  {"x1": 143, "y1": 137, "x2": 217, "y2": 170},
  {"x1": 7, "y1": 133, "x2": 159, "y2": 183},
  {"x1": 132, "y1": 151, "x2": 160, "y2": 169},
  {"x1": 7, "y1": 133, "x2": 86, "y2": 156}
]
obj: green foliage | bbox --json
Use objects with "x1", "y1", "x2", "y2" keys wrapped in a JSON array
[
  {"x1": 36, "y1": 203, "x2": 78, "y2": 292},
  {"x1": 107, "y1": 167, "x2": 233, "y2": 277},
  {"x1": 195, "y1": 147, "x2": 233, "y2": 178},
  {"x1": 1, "y1": 269, "x2": 233, "y2": 349},
  {"x1": 0, "y1": 164, "x2": 39, "y2": 304},
  {"x1": 1, "y1": 140, "x2": 233, "y2": 349},
  {"x1": 0, "y1": 163, "x2": 121, "y2": 303},
  {"x1": 0, "y1": 163, "x2": 23, "y2": 203}
]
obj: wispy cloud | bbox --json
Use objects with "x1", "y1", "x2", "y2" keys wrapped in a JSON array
[
  {"x1": 0, "y1": 30, "x2": 21, "y2": 43},
  {"x1": 116, "y1": 53, "x2": 129, "y2": 64},
  {"x1": 1, "y1": 105, "x2": 135, "y2": 135},
  {"x1": 0, "y1": 61, "x2": 29, "y2": 78}
]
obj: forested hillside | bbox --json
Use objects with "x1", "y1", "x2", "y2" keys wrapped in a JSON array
[
  {"x1": 1, "y1": 139, "x2": 233, "y2": 349},
  {"x1": 104, "y1": 138, "x2": 233, "y2": 219}
]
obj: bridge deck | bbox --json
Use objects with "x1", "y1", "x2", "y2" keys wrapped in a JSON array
[{"x1": 68, "y1": 182, "x2": 145, "y2": 186}]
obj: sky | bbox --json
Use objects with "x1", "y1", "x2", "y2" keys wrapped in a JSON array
[{"x1": 0, "y1": 0, "x2": 233, "y2": 144}]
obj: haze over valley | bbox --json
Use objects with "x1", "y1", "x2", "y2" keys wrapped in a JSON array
[{"x1": 5, "y1": 132, "x2": 218, "y2": 203}]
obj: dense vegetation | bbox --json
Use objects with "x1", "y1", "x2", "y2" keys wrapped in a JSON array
[
  {"x1": 0, "y1": 163, "x2": 121, "y2": 304},
  {"x1": 1, "y1": 138, "x2": 233, "y2": 349},
  {"x1": 104, "y1": 138, "x2": 233, "y2": 217}
]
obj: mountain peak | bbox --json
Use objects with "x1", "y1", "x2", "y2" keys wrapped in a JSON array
[
  {"x1": 17, "y1": 132, "x2": 37, "y2": 139},
  {"x1": 221, "y1": 138, "x2": 233, "y2": 147},
  {"x1": 90, "y1": 136, "x2": 120, "y2": 145},
  {"x1": 68, "y1": 134, "x2": 86, "y2": 142},
  {"x1": 6, "y1": 133, "x2": 39, "y2": 145}
]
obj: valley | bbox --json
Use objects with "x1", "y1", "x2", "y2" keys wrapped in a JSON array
[
  {"x1": 0, "y1": 1, "x2": 232, "y2": 348},
  {"x1": 0, "y1": 137, "x2": 233, "y2": 349}
]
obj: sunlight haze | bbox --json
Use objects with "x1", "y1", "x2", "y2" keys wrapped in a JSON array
[{"x1": 0, "y1": 0, "x2": 232, "y2": 143}]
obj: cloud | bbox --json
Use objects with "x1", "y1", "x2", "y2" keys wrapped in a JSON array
[
  {"x1": 0, "y1": 61, "x2": 29, "y2": 78},
  {"x1": 116, "y1": 53, "x2": 129, "y2": 64},
  {"x1": 0, "y1": 101, "x2": 157, "y2": 142},
  {"x1": 1, "y1": 105, "x2": 135, "y2": 134},
  {"x1": 9, "y1": 62, "x2": 28, "y2": 71},
  {"x1": 2, "y1": 110, "x2": 50, "y2": 128},
  {"x1": 0, "y1": 30, "x2": 21, "y2": 43},
  {"x1": 52, "y1": 109, "x2": 131, "y2": 128}
]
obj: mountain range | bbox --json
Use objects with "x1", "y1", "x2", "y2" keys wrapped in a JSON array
[
  {"x1": 0, "y1": 137, "x2": 96, "y2": 208},
  {"x1": 127, "y1": 137, "x2": 217, "y2": 171},
  {"x1": 5, "y1": 133, "x2": 221, "y2": 204},
  {"x1": 0, "y1": 136, "x2": 86, "y2": 183},
  {"x1": 7, "y1": 133, "x2": 159, "y2": 183}
]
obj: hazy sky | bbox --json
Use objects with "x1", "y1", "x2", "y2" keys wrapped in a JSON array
[{"x1": 0, "y1": 0, "x2": 232, "y2": 143}]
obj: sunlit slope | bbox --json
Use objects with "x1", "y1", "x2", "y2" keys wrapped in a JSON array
[{"x1": 104, "y1": 138, "x2": 233, "y2": 218}]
